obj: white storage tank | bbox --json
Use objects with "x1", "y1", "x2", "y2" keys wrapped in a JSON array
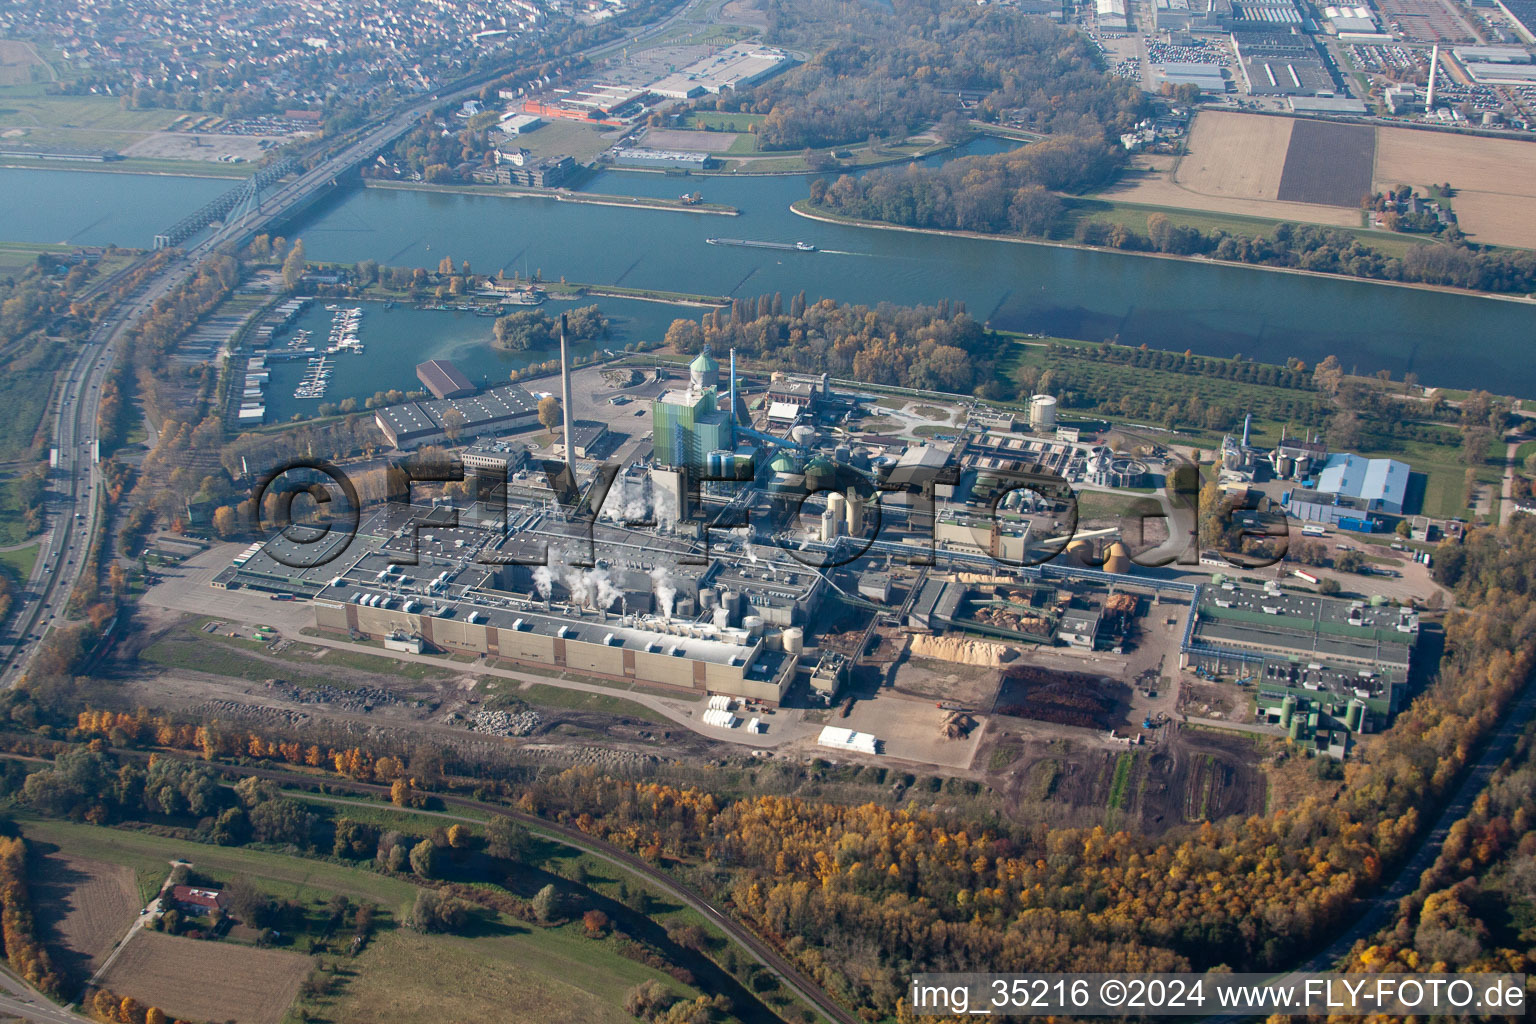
[
  {"x1": 782, "y1": 627, "x2": 804, "y2": 655},
  {"x1": 1029, "y1": 394, "x2": 1058, "y2": 431}
]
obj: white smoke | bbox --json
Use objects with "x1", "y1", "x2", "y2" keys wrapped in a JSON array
[
  {"x1": 532, "y1": 565, "x2": 553, "y2": 600},
  {"x1": 564, "y1": 569, "x2": 590, "y2": 607},
  {"x1": 564, "y1": 566, "x2": 622, "y2": 610},
  {"x1": 588, "y1": 567, "x2": 621, "y2": 609},
  {"x1": 623, "y1": 481, "x2": 651, "y2": 524},
  {"x1": 653, "y1": 484, "x2": 676, "y2": 526},
  {"x1": 650, "y1": 566, "x2": 676, "y2": 620},
  {"x1": 744, "y1": 541, "x2": 758, "y2": 564}
]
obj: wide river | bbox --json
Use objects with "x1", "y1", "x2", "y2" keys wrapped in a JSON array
[{"x1": 3, "y1": 145, "x2": 1533, "y2": 396}]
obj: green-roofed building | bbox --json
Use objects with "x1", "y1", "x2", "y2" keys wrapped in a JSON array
[{"x1": 1180, "y1": 581, "x2": 1418, "y2": 733}]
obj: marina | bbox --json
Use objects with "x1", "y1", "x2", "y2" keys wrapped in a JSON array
[
  {"x1": 247, "y1": 294, "x2": 707, "y2": 421},
  {"x1": 322, "y1": 305, "x2": 366, "y2": 355},
  {"x1": 293, "y1": 355, "x2": 335, "y2": 400}
]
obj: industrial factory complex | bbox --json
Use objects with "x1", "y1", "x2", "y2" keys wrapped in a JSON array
[{"x1": 210, "y1": 329, "x2": 1438, "y2": 762}]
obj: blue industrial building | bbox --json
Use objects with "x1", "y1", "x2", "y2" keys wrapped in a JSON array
[
  {"x1": 1314, "y1": 453, "x2": 1410, "y2": 514},
  {"x1": 1282, "y1": 453, "x2": 1410, "y2": 529}
]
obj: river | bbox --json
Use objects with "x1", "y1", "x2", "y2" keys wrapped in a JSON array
[{"x1": 2, "y1": 145, "x2": 1532, "y2": 397}]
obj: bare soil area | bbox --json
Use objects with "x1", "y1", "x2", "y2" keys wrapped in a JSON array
[
  {"x1": 1174, "y1": 111, "x2": 1293, "y2": 200},
  {"x1": 32, "y1": 849, "x2": 141, "y2": 984},
  {"x1": 982, "y1": 723, "x2": 1266, "y2": 834},
  {"x1": 642, "y1": 128, "x2": 743, "y2": 153},
  {"x1": 1373, "y1": 128, "x2": 1536, "y2": 248},
  {"x1": 1097, "y1": 114, "x2": 1361, "y2": 228},
  {"x1": 97, "y1": 930, "x2": 309, "y2": 1024}
]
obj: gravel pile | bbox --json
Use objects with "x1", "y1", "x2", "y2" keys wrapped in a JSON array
[
  {"x1": 470, "y1": 707, "x2": 542, "y2": 737},
  {"x1": 281, "y1": 683, "x2": 399, "y2": 710}
]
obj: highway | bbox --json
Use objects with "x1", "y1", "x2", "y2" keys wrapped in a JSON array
[
  {"x1": 0, "y1": 0, "x2": 699, "y2": 689},
  {"x1": 0, "y1": 969, "x2": 95, "y2": 1024}
]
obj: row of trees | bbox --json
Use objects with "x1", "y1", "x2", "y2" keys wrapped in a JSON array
[
  {"x1": 811, "y1": 133, "x2": 1126, "y2": 234},
  {"x1": 0, "y1": 833, "x2": 62, "y2": 996},
  {"x1": 87, "y1": 988, "x2": 181, "y2": 1024},
  {"x1": 1078, "y1": 215, "x2": 1536, "y2": 297},
  {"x1": 663, "y1": 297, "x2": 997, "y2": 397}
]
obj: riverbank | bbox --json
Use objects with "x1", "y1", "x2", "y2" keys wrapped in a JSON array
[
  {"x1": 616, "y1": 135, "x2": 971, "y2": 178},
  {"x1": 363, "y1": 179, "x2": 738, "y2": 215},
  {"x1": 0, "y1": 157, "x2": 254, "y2": 179},
  {"x1": 789, "y1": 200, "x2": 1536, "y2": 305},
  {"x1": 543, "y1": 281, "x2": 729, "y2": 308}
]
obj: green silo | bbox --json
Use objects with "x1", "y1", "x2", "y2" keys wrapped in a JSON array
[{"x1": 1345, "y1": 699, "x2": 1365, "y2": 732}]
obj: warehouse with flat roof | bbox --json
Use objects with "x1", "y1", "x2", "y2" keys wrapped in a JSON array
[
  {"x1": 1181, "y1": 581, "x2": 1418, "y2": 728},
  {"x1": 614, "y1": 147, "x2": 713, "y2": 170},
  {"x1": 648, "y1": 44, "x2": 795, "y2": 98},
  {"x1": 375, "y1": 384, "x2": 541, "y2": 449},
  {"x1": 416, "y1": 359, "x2": 477, "y2": 400}
]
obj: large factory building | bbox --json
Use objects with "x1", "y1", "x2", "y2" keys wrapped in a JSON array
[
  {"x1": 314, "y1": 597, "x2": 793, "y2": 703},
  {"x1": 215, "y1": 502, "x2": 811, "y2": 705}
]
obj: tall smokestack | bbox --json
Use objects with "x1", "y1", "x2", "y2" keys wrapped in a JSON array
[
  {"x1": 1426, "y1": 44, "x2": 1439, "y2": 109},
  {"x1": 729, "y1": 348, "x2": 738, "y2": 445},
  {"x1": 560, "y1": 312, "x2": 575, "y2": 478},
  {"x1": 1241, "y1": 412, "x2": 1251, "y2": 448}
]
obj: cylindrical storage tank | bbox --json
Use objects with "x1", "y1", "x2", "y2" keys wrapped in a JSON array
[
  {"x1": 782, "y1": 627, "x2": 804, "y2": 655},
  {"x1": 707, "y1": 449, "x2": 732, "y2": 479},
  {"x1": 1103, "y1": 541, "x2": 1132, "y2": 575},
  {"x1": 1276, "y1": 455, "x2": 1294, "y2": 478},
  {"x1": 722, "y1": 590, "x2": 743, "y2": 623},
  {"x1": 674, "y1": 597, "x2": 696, "y2": 619},
  {"x1": 1288, "y1": 714, "x2": 1303, "y2": 741},
  {"x1": 700, "y1": 589, "x2": 719, "y2": 610},
  {"x1": 1345, "y1": 699, "x2": 1365, "y2": 732},
  {"x1": 1281, "y1": 694, "x2": 1297, "y2": 729},
  {"x1": 820, "y1": 507, "x2": 839, "y2": 542},
  {"x1": 827, "y1": 492, "x2": 847, "y2": 519},
  {"x1": 1066, "y1": 538, "x2": 1094, "y2": 566},
  {"x1": 742, "y1": 615, "x2": 764, "y2": 636},
  {"x1": 1369, "y1": 594, "x2": 1387, "y2": 607},
  {"x1": 1029, "y1": 394, "x2": 1058, "y2": 431}
]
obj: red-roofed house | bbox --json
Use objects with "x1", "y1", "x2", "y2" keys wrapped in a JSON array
[{"x1": 170, "y1": 885, "x2": 226, "y2": 916}]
